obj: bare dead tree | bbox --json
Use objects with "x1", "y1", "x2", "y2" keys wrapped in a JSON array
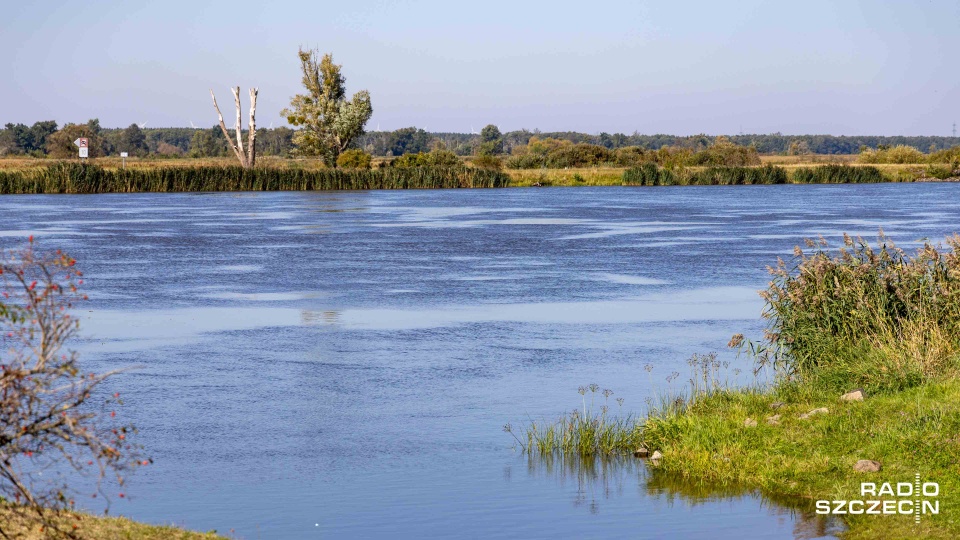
[
  {"x1": 210, "y1": 87, "x2": 259, "y2": 168},
  {"x1": 0, "y1": 239, "x2": 146, "y2": 538}
]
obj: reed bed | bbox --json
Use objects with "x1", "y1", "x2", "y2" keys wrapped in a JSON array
[
  {"x1": 791, "y1": 164, "x2": 885, "y2": 183},
  {"x1": 623, "y1": 163, "x2": 890, "y2": 186},
  {"x1": 623, "y1": 164, "x2": 787, "y2": 185},
  {"x1": 0, "y1": 162, "x2": 510, "y2": 194}
]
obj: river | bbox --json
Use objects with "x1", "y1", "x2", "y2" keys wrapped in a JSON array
[{"x1": 2, "y1": 183, "x2": 957, "y2": 538}]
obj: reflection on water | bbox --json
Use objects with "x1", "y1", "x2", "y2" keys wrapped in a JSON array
[{"x1": 522, "y1": 454, "x2": 844, "y2": 539}]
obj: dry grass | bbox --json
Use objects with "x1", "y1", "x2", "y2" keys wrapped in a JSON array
[
  {"x1": 759, "y1": 154, "x2": 858, "y2": 165},
  {"x1": 0, "y1": 505, "x2": 226, "y2": 539},
  {"x1": 506, "y1": 167, "x2": 625, "y2": 186}
]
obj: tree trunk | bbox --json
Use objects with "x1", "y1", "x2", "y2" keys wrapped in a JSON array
[
  {"x1": 230, "y1": 87, "x2": 247, "y2": 167},
  {"x1": 247, "y1": 88, "x2": 258, "y2": 167},
  {"x1": 210, "y1": 90, "x2": 247, "y2": 167}
]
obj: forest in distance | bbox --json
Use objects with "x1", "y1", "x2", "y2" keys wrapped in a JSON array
[{"x1": 2, "y1": 118, "x2": 960, "y2": 160}]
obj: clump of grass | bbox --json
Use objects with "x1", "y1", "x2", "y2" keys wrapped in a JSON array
[
  {"x1": 622, "y1": 163, "x2": 673, "y2": 186},
  {"x1": 507, "y1": 385, "x2": 644, "y2": 456}
]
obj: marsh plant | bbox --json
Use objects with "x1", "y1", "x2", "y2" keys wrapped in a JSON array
[
  {"x1": 505, "y1": 385, "x2": 644, "y2": 456},
  {"x1": 0, "y1": 162, "x2": 510, "y2": 194},
  {"x1": 734, "y1": 232, "x2": 960, "y2": 396}
]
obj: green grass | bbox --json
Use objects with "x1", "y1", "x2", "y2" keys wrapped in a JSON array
[
  {"x1": 641, "y1": 381, "x2": 960, "y2": 539},
  {"x1": 0, "y1": 162, "x2": 510, "y2": 193},
  {"x1": 517, "y1": 234, "x2": 960, "y2": 538}
]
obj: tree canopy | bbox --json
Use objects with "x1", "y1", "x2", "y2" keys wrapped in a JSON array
[{"x1": 281, "y1": 49, "x2": 373, "y2": 167}]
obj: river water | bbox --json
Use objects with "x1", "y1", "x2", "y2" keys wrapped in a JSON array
[{"x1": 1, "y1": 184, "x2": 957, "y2": 539}]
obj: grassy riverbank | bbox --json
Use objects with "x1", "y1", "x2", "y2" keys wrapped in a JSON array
[
  {"x1": 518, "y1": 234, "x2": 960, "y2": 539},
  {"x1": 0, "y1": 157, "x2": 951, "y2": 192},
  {"x1": 0, "y1": 506, "x2": 226, "y2": 539}
]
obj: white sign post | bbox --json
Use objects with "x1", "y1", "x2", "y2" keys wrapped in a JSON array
[
  {"x1": 120, "y1": 151, "x2": 128, "y2": 169},
  {"x1": 74, "y1": 138, "x2": 89, "y2": 160}
]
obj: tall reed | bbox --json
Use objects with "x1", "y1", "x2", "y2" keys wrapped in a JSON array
[
  {"x1": 0, "y1": 162, "x2": 510, "y2": 194},
  {"x1": 790, "y1": 164, "x2": 884, "y2": 184},
  {"x1": 741, "y1": 233, "x2": 960, "y2": 393}
]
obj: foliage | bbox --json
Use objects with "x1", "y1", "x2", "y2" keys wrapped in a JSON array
[
  {"x1": 478, "y1": 124, "x2": 503, "y2": 155},
  {"x1": 858, "y1": 144, "x2": 926, "y2": 164},
  {"x1": 685, "y1": 137, "x2": 761, "y2": 166},
  {"x1": 0, "y1": 122, "x2": 57, "y2": 156},
  {"x1": 119, "y1": 124, "x2": 149, "y2": 157},
  {"x1": 0, "y1": 241, "x2": 145, "y2": 537},
  {"x1": 389, "y1": 148, "x2": 461, "y2": 168},
  {"x1": 0, "y1": 162, "x2": 510, "y2": 193},
  {"x1": 281, "y1": 49, "x2": 373, "y2": 166},
  {"x1": 741, "y1": 233, "x2": 960, "y2": 395},
  {"x1": 387, "y1": 127, "x2": 431, "y2": 156},
  {"x1": 336, "y1": 149, "x2": 372, "y2": 169},
  {"x1": 787, "y1": 139, "x2": 811, "y2": 156},
  {"x1": 471, "y1": 154, "x2": 502, "y2": 170},
  {"x1": 45, "y1": 121, "x2": 106, "y2": 159}
]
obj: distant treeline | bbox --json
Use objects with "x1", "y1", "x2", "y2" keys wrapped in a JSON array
[{"x1": 3, "y1": 119, "x2": 959, "y2": 158}]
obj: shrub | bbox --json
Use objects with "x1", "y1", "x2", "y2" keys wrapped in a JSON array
[
  {"x1": 336, "y1": 148, "x2": 372, "y2": 169},
  {"x1": 471, "y1": 154, "x2": 503, "y2": 171},
  {"x1": 858, "y1": 145, "x2": 926, "y2": 164},
  {"x1": 743, "y1": 233, "x2": 960, "y2": 393},
  {"x1": 504, "y1": 153, "x2": 546, "y2": 169},
  {"x1": 686, "y1": 139, "x2": 761, "y2": 166},
  {"x1": 0, "y1": 241, "x2": 145, "y2": 534},
  {"x1": 544, "y1": 144, "x2": 612, "y2": 168},
  {"x1": 612, "y1": 146, "x2": 650, "y2": 167}
]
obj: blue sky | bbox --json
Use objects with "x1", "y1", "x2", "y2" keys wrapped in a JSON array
[{"x1": 3, "y1": 0, "x2": 958, "y2": 135}]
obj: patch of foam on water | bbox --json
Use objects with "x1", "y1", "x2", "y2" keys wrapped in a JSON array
[
  {"x1": 558, "y1": 225, "x2": 702, "y2": 240},
  {"x1": 198, "y1": 291, "x2": 331, "y2": 301},
  {"x1": 596, "y1": 273, "x2": 669, "y2": 286},
  {"x1": 316, "y1": 286, "x2": 761, "y2": 330}
]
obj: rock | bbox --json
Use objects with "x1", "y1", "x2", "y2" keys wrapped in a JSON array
[
  {"x1": 744, "y1": 418, "x2": 758, "y2": 427},
  {"x1": 766, "y1": 414, "x2": 781, "y2": 425},
  {"x1": 840, "y1": 389, "x2": 865, "y2": 402},
  {"x1": 854, "y1": 459, "x2": 882, "y2": 472},
  {"x1": 769, "y1": 401, "x2": 785, "y2": 410},
  {"x1": 650, "y1": 450, "x2": 663, "y2": 462},
  {"x1": 633, "y1": 446, "x2": 649, "y2": 458},
  {"x1": 798, "y1": 407, "x2": 829, "y2": 420}
]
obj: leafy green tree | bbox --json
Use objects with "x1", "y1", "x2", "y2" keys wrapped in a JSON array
[
  {"x1": 29, "y1": 121, "x2": 57, "y2": 153},
  {"x1": 257, "y1": 127, "x2": 295, "y2": 156},
  {"x1": 0, "y1": 124, "x2": 33, "y2": 155},
  {"x1": 478, "y1": 124, "x2": 503, "y2": 155},
  {"x1": 388, "y1": 127, "x2": 430, "y2": 156},
  {"x1": 45, "y1": 121, "x2": 106, "y2": 158},
  {"x1": 121, "y1": 123, "x2": 149, "y2": 156},
  {"x1": 281, "y1": 49, "x2": 373, "y2": 167}
]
